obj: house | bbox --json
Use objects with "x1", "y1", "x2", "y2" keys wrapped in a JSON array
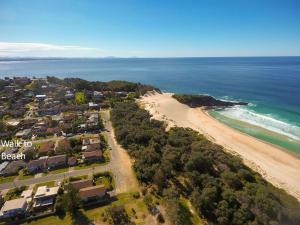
[
  {"x1": 65, "y1": 92, "x2": 74, "y2": 99},
  {"x1": 69, "y1": 179, "x2": 93, "y2": 190},
  {"x1": 20, "y1": 145, "x2": 36, "y2": 160},
  {"x1": 93, "y1": 91, "x2": 103, "y2": 101},
  {"x1": 63, "y1": 114, "x2": 76, "y2": 123},
  {"x1": 46, "y1": 127, "x2": 60, "y2": 135},
  {"x1": 82, "y1": 137, "x2": 100, "y2": 146},
  {"x1": 82, "y1": 150, "x2": 102, "y2": 163},
  {"x1": 33, "y1": 186, "x2": 59, "y2": 210},
  {"x1": 21, "y1": 189, "x2": 33, "y2": 203},
  {"x1": 47, "y1": 155, "x2": 67, "y2": 170},
  {"x1": 68, "y1": 156, "x2": 77, "y2": 166},
  {"x1": 38, "y1": 141, "x2": 55, "y2": 156},
  {"x1": 88, "y1": 102, "x2": 100, "y2": 110},
  {"x1": 1, "y1": 161, "x2": 26, "y2": 176},
  {"x1": 6, "y1": 120, "x2": 21, "y2": 128},
  {"x1": 15, "y1": 129, "x2": 32, "y2": 139},
  {"x1": 79, "y1": 185, "x2": 106, "y2": 202},
  {"x1": 35, "y1": 95, "x2": 47, "y2": 101},
  {"x1": 83, "y1": 143, "x2": 101, "y2": 152},
  {"x1": 27, "y1": 156, "x2": 48, "y2": 173},
  {"x1": 0, "y1": 162, "x2": 9, "y2": 174},
  {"x1": 4, "y1": 85, "x2": 16, "y2": 92},
  {"x1": 0, "y1": 198, "x2": 27, "y2": 218},
  {"x1": 61, "y1": 123, "x2": 73, "y2": 136}
]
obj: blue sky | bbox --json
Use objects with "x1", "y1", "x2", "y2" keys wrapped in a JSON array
[{"x1": 0, "y1": 0, "x2": 300, "y2": 57}]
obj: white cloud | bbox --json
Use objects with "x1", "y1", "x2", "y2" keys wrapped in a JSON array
[{"x1": 0, "y1": 42, "x2": 105, "y2": 57}]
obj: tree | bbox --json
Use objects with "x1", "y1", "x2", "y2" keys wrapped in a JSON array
[
  {"x1": 166, "y1": 199, "x2": 192, "y2": 225},
  {"x1": 104, "y1": 205, "x2": 132, "y2": 225},
  {"x1": 153, "y1": 168, "x2": 167, "y2": 193},
  {"x1": 62, "y1": 186, "x2": 81, "y2": 216},
  {"x1": 56, "y1": 139, "x2": 72, "y2": 155}
]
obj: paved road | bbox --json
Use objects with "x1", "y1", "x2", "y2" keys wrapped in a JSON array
[
  {"x1": 0, "y1": 165, "x2": 109, "y2": 190},
  {"x1": 0, "y1": 110, "x2": 139, "y2": 193}
]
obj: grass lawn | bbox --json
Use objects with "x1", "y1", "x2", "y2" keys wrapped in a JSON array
[
  {"x1": 0, "y1": 175, "x2": 16, "y2": 184},
  {"x1": 48, "y1": 167, "x2": 70, "y2": 175},
  {"x1": 94, "y1": 172, "x2": 115, "y2": 190},
  {"x1": 181, "y1": 197, "x2": 204, "y2": 225},
  {"x1": 21, "y1": 215, "x2": 72, "y2": 225},
  {"x1": 18, "y1": 172, "x2": 35, "y2": 180},
  {"x1": 22, "y1": 192, "x2": 150, "y2": 225},
  {"x1": 74, "y1": 162, "x2": 107, "y2": 170}
]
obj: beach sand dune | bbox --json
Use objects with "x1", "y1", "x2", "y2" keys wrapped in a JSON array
[{"x1": 139, "y1": 92, "x2": 300, "y2": 201}]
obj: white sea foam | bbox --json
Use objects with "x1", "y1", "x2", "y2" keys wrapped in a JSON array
[{"x1": 218, "y1": 107, "x2": 300, "y2": 141}]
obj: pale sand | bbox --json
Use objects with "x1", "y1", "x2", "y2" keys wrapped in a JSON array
[{"x1": 139, "y1": 92, "x2": 300, "y2": 201}]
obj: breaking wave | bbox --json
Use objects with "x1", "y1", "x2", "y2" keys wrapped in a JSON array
[{"x1": 218, "y1": 106, "x2": 300, "y2": 141}]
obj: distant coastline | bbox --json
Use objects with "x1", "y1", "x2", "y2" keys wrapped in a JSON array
[{"x1": 1, "y1": 57, "x2": 299, "y2": 154}]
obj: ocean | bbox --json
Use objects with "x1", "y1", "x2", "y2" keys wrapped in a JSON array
[{"x1": 0, "y1": 57, "x2": 300, "y2": 154}]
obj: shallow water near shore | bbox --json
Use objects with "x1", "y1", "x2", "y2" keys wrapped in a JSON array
[
  {"x1": 1, "y1": 56, "x2": 300, "y2": 154},
  {"x1": 209, "y1": 109, "x2": 300, "y2": 154}
]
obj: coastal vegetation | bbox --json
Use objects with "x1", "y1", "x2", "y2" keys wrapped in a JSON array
[
  {"x1": 173, "y1": 94, "x2": 247, "y2": 107},
  {"x1": 111, "y1": 101, "x2": 300, "y2": 225},
  {"x1": 46, "y1": 76, "x2": 159, "y2": 96}
]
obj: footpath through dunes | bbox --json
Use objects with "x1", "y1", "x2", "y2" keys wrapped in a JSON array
[{"x1": 139, "y1": 92, "x2": 300, "y2": 201}]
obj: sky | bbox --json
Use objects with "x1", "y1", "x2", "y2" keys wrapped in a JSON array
[{"x1": 0, "y1": 0, "x2": 300, "y2": 57}]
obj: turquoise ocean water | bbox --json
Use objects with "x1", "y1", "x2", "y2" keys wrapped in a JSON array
[{"x1": 0, "y1": 57, "x2": 299, "y2": 154}]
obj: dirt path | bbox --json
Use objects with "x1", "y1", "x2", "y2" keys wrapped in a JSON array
[{"x1": 102, "y1": 110, "x2": 139, "y2": 194}]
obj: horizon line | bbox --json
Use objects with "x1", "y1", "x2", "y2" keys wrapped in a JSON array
[{"x1": 0, "y1": 55, "x2": 300, "y2": 60}]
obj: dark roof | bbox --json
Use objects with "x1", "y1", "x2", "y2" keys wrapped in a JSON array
[
  {"x1": 82, "y1": 150, "x2": 102, "y2": 158},
  {"x1": 70, "y1": 179, "x2": 93, "y2": 190},
  {"x1": 28, "y1": 157, "x2": 47, "y2": 168},
  {"x1": 1, "y1": 161, "x2": 26, "y2": 175},
  {"x1": 47, "y1": 155, "x2": 67, "y2": 164},
  {"x1": 39, "y1": 141, "x2": 55, "y2": 153},
  {"x1": 79, "y1": 185, "x2": 106, "y2": 199}
]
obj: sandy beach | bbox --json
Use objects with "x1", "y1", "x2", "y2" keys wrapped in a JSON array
[{"x1": 139, "y1": 92, "x2": 300, "y2": 201}]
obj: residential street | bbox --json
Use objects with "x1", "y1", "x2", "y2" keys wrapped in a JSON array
[{"x1": 0, "y1": 110, "x2": 139, "y2": 193}]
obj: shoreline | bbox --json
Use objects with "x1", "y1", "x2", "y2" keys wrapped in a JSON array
[
  {"x1": 139, "y1": 92, "x2": 300, "y2": 201},
  {"x1": 206, "y1": 109, "x2": 300, "y2": 160}
]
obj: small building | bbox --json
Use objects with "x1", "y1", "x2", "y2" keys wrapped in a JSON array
[
  {"x1": 1, "y1": 161, "x2": 26, "y2": 176},
  {"x1": 93, "y1": 91, "x2": 103, "y2": 100},
  {"x1": 65, "y1": 93, "x2": 74, "y2": 99},
  {"x1": 67, "y1": 156, "x2": 77, "y2": 166},
  {"x1": 69, "y1": 179, "x2": 93, "y2": 190},
  {"x1": 27, "y1": 156, "x2": 48, "y2": 173},
  {"x1": 21, "y1": 189, "x2": 33, "y2": 203},
  {"x1": 35, "y1": 95, "x2": 47, "y2": 101},
  {"x1": 79, "y1": 185, "x2": 106, "y2": 202},
  {"x1": 33, "y1": 186, "x2": 59, "y2": 210},
  {"x1": 88, "y1": 102, "x2": 100, "y2": 110},
  {"x1": 47, "y1": 155, "x2": 67, "y2": 170},
  {"x1": 0, "y1": 162, "x2": 9, "y2": 174},
  {"x1": 0, "y1": 198, "x2": 27, "y2": 218},
  {"x1": 82, "y1": 150, "x2": 102, "y2": 163},
  {"x1": 6, "y1": 120, "x2": 21, "y2": 127},
  {"x1": 82, "y1": 143, "x2": 101, "y2": 152},
  {"x1": 38, "y1": 141, "x2": 55, "y2": 156},
  {"x1": 63, "y1": 114, "x2": 76, "y2": 122},
  {"x1": 46, "y1": 127, "x2": 60, "y2": 135},
  {"x1": 82, "y1": 137, "x2": 100, "y2": 146},
  {"x1": 15, "y1": 129, "x2": 32, "y2": 139}
]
